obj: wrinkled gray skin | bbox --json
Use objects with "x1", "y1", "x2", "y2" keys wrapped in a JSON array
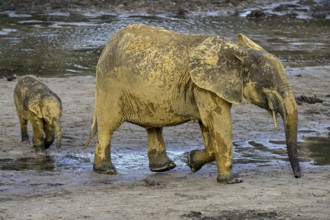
[
  {"x1": 86, "y1": 24, "x2": 301, "y2": 183},
  {"x1": 14, "y1": 76, "x2": 62, "y2": 153}
]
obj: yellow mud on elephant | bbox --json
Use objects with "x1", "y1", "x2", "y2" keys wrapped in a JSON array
[{"x1": 86, "y1": 24, "x2": 301, "y2": 183}]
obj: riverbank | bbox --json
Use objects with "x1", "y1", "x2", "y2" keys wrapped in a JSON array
[
  {"x1": 1, "y1": 0, "x2": 329, "y2": 18},
  {"x1": 0, "y1": 0, "x2": 290, "y2": 15},
  {"x1": 0, "y1": 66, "x2": 329, "y2": 219}
]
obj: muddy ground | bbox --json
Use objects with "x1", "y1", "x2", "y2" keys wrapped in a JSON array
[{"x1": 0, "y1": 66, "x2": 329, "y2": 219}]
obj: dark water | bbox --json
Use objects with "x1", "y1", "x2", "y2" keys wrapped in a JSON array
[
  {"x1": 0, "y1": 153, "x2": 92, "y2": 171},
  {"x1": 0, "y1": 11, "x2": 329, "y2": 77},
  {"x1": 299, "y1": 136, "x2": 330, "y2": 165},
  {"x1": 0, "y1": 137, "x2": 329, "y2": 172},
  {"x1": 235, "y1": 136, "x2": 330, "y2": 166}
]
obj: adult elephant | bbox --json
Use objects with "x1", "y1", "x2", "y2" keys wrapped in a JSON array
[{"x1": 86, "y1": 24, "x2": 301, "y2": 183}]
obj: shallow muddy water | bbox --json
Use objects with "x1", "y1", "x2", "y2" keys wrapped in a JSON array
[
  {"x1": 299, "y1": 136, "x2": 330, "y2": 165},
  {"x1": 0, "y1": 11, "x2": 329, "y2": 77},
  {"x1": 0, "y1": 136, "x2": 328, "y2": 173}
]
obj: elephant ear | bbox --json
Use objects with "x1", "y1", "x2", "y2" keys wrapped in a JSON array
[
  {"x1": 28, "y1": 96, "x2": 42, "y2": 118},
  {"x1": 189, "y1": 36, "x2": 245, "y2": 104},
  {"x1": 237, "y1": 33, "x2": 265, "y2": 51}
]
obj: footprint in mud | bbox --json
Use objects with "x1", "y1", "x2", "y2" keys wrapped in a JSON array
[
  {"x1": 181, "y1": 209, "x2": 279, "y2": 220},
  {"x1": 143, "y1": 178, "x2": 164, "y2": 187}
]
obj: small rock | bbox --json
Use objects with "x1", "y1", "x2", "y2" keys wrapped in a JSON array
[
  {"x1": 295, "y1": 95, "x2": 324, "y2": 105},
  {"x1": 177, "y1": 7, "x2": 188, "y2": 16},
  {"x1": 246, "y1": 9, "x2": 266, "y2": 19},
  {"x1": 6, "y1": 74, "x2": 17, "y2": 81}
]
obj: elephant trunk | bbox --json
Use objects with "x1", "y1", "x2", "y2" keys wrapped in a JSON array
[
  {"x1": 54, "y1": 121, "x2": 62, "y2": 149},
  {"x1": 279, "y1": 92, "x2": 301, "y2": 178}
]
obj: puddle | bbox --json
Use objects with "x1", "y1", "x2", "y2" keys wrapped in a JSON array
[
  {"x1": 0, "y1": 137, "x2": 328, "y2": 172},
  {"x1": 299, "y1": 136, "x2": 330, "y2": 165},
  {"x1": 234, "y1": 136, "x2": 330, "y2": 166},
  {"x1": 0, "y1": 157, "x2": 55, "y2": 171},
  {"x1": 0, "y1": 154, "x2": 92, "y2": 172},
  {"x1": 233, "y1": 140, "x2": 289, "y2": 166}
]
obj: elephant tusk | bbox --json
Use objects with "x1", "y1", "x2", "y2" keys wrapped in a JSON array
[{"x1": 272, "y1": 110, "x2": 278, "y2": 129}]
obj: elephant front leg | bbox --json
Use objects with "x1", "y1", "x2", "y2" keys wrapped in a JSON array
[
  {"x1": 30, "y1": 118, "x2": 45, "y2": 154},
  {"x1": 147, "y1": 127, "x2": 176, "y2": 172},
  {"x1": 213, "y1": 131, "x2": 242, "y2": 184},
  {"x1": 195, "y1": 92, "x2": 242, "y2": 184},
  {"x1": 211, "y1": 112, "x2": 242, "y2": 184},
  {"x1": 43, "y1": 122, "x2": 54, "y2": 149}
]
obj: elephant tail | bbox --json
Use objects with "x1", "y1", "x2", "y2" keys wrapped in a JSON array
[{"x1": 84, "y1": 111, "x2": 97, "y2": 148}]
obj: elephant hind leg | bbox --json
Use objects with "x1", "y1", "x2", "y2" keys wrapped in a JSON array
[
  {"x1": 186, "y1": 121, "x2": 214, "y2": 173},
  {"x1": 187, "y1": 150, "x2": 214, "y2": 173},
  {"x1": 15, "y1": 95, "x2": 30, "y2": 143},
  {"x1": 147, "y1": 127, "x2": 176, "y2": 172},
  {"x1": 94, "y1": 133, "x2": 117, "y2": 174},
  {"x1": 93, "y1": 111, "x2": 123, "y2": 175},
  {"x1": 30, "y1": 118, "x2": 45, "y2": 154},
  {"x1": 193, "y1": 91, "x2": 242, "y2": 184}
]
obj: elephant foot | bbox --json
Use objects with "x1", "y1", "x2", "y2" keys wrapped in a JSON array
[
  {"x1": 217, "y1": 174, "x2": 243, "y2": 184},
  {"x1": 21, "y1": 138, "x2": 30, "y2": 143},
  {"x1": 186, "y1": 150, "x2": 205, "y2": 173},
  {"x1": 149, "y1": 161, "x2": 176, "y2": 172},
  {"x1": 21, "y1": 134, "x2": 30, "y2": 143},
  {"x1": 93, "y1": 163, "x2": 117, "y2": 175},
  {"x1": 34, "y1": 144, "x2": 46, "y2": 155},
  {"x1": 44, "y1": 141, "x2": 53, "y2": 149}
]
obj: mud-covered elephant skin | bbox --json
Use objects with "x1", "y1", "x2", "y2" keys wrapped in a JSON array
[
  {"x1": 14, "y1": 76, "x2": 62, "y2": 153},
  {"x1": 86, "y1": 24, "x2": 301, "y2": 183}
]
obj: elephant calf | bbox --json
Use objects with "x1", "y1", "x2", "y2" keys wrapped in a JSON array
[{"x1": 14, "y1": 76, "x2": 62, "y2": 153}]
